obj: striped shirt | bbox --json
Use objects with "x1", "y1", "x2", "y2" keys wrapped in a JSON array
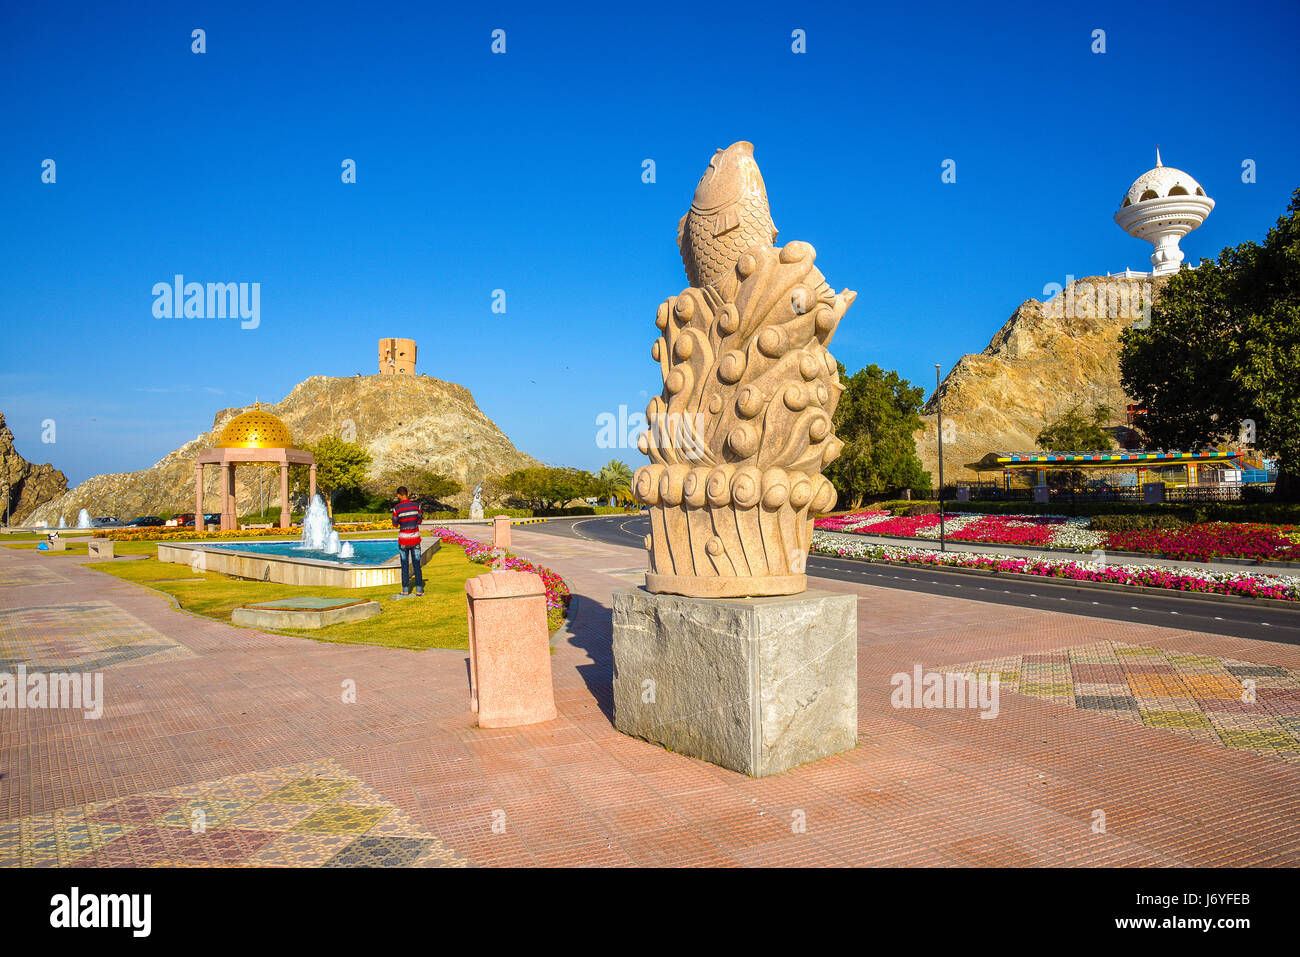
[{"x1": 392, "y1": 499, "x2": 422, "y2": 547}]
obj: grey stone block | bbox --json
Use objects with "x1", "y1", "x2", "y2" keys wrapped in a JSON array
[{"x1": 612, "y1": 587, "x2": 857, "y2": 777}]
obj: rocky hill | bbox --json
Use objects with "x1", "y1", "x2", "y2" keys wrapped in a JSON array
[
  {"x1": 26, "y1": 374, "x2": 539, "y2": 525},
  {"x1": 914, "y1": 275, "x2": 1164, "y2": 483},
  {"x1": 0, "y1": 413, "x2": 68, "y2": 523}
]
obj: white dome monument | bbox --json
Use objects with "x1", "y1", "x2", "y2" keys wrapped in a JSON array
[{"x1": 1113, "y1": 150, "x2": 1214, "y2": 276}]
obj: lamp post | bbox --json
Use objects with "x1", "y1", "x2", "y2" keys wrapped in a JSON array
[{"x1": 935, "y1": 364, "x2": 945, "y2": 553}]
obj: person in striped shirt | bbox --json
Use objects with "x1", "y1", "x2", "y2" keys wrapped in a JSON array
[{"x1": 391, "y1": 486, "x2": 424, "y2": 597}]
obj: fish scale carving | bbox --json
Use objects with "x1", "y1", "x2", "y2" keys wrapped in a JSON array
[{"x1": 636, "y1": 142, "x2": 856, "y2": 597}]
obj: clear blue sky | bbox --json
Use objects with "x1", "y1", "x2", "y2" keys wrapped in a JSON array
[{"x1": 3, "y1": 0, "x2": 1298, "y2": 484}]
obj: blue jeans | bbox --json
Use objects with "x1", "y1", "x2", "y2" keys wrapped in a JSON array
[{"x1": 399, "y1": 545, "x2": 424, "y2": 592}]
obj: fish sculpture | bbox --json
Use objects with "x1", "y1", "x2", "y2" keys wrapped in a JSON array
[
  {"x1": 635, "y1": 141, "x2": 856, "y2": 597},
  {"x1": 677, "y1": 141, "x2": 778, "y2": 294}
]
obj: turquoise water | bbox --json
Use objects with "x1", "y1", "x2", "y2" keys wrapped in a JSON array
[{"x1": 208, "y1": 540, "x2": 400, "y2": 566}]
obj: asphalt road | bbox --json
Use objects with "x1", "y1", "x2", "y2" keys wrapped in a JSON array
[{"x1": 527, "y1": 515, "x2": 1300, "y2": 645}]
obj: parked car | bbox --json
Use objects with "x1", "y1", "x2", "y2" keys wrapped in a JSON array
[
  {"x1": 125, "y1": 516, "x2": 165, "y2": 527},
  {"x1": 202, "y1": 513, "x2": 222, "y2": 527},
  {"x1": 171, "y1": 512, "x2": 196, "y2": 528},
  {"x1": 92, "y1": 517, "x2": 124, "y2": 528}
]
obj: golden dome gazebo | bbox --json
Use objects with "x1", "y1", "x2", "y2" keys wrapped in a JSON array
[{"x1": 195, "y1": 405, "x2": 316, "y2": 531}]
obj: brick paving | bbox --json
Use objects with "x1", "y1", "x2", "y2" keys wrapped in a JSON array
[{"x1": 2, "y1": 529, "x2": 1298, "y2": 867}]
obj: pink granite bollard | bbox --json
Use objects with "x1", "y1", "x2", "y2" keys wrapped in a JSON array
[
  {"x1": 465, "y1": 570, "x2": 556, "y2": 728},
  {"x1": 492, "y1": 515, "x2": 511, "y2": 548}
]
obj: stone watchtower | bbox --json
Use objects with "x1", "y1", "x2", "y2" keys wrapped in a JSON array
[{"x1": 378, "y1": 338, "x2": 417, "y2": 375}]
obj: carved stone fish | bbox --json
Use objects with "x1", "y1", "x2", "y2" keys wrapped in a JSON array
[{"x1": 677, "y1": 141, "x2": 778, "y2": 292}]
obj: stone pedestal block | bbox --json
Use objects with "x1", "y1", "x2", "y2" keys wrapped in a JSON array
[
  {"x1": 87, "y1": 539, "x2": 114, "y2": 559},
  {"x1": 466, "y1": 571, "x2": 556, "y2": 728},
  {"x1": 492, "y1": 515, "x2": 511, "y2": 548},
  {"x1": 612, "y1": 587, "x2": 857, "y2": 777}
]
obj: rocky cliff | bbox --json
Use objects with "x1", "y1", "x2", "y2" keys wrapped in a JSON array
[
  {"x1": 26, "y1": 375, "x2": 539, "y2": 524},
  {"x1": 0, "y1": 413, "x2": 69, "y2": 523},
  {"x1": 915, "y1": 275, "x2": 1163, "y2": 483}
]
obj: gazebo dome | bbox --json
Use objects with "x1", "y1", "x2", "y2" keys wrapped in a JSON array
[
  {"x1": 216, "y1": 406, "x2": 292, "y2": 449},
  {"x1": 1120, "y1": 161, "x2": 1208, "y2": 209}
]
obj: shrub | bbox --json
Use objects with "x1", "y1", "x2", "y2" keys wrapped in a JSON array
[{"x1": 1088, "y1": 514, "x2": 1189, "y2": 532}]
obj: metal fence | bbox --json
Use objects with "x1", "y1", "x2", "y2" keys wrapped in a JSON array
[{"x1": 929, "y1": 482, "x2": 1278, "y2": 505}]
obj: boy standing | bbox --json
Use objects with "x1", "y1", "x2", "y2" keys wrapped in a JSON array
[{"x1": 391, "y1": 486, "x2": 424, "y2": 597}]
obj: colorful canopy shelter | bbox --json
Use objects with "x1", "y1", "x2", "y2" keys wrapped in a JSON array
[
  {"x1": 965, "y1": 449, "x2": 1239, "y2": 488},
  {"x1": 196, "y1": 406, "x2": 316, "y2": 531}
]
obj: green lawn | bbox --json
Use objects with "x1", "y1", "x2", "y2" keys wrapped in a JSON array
[{"x1": 86, "y1": 544, "x2": 489, "y2": 651}]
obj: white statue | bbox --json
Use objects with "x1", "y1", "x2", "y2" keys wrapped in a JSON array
[{"x1": 469, "y1": 482, "x2": 484, "y2": 520}]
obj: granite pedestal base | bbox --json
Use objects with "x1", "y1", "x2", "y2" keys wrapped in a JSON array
[{"x1": 612, "y1": 587, "x2": 857, "y2": 777}]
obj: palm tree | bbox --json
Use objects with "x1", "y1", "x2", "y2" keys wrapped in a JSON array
[{"x1": 597, "y1": 459, "x2": 635, "y2": 506}]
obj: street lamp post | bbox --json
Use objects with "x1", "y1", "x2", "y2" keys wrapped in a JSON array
[{"x1": 935, "y1": 363, "x2": 945, "y2": 553}]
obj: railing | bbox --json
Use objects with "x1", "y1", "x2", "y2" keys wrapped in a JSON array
[{"x1": 938, "y1": 482, "x2": 1278, "y2": 504}]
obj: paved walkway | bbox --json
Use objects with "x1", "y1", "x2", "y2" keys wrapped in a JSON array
[{"x1": 2, "y1": 530, "x2": 1298, "y2": 867}]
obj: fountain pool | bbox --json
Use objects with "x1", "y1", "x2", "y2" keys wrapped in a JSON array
[
  {"x1": 157, "y1": 537, "x2": 440, "y2": 587},
  {"x1": 209, "y1": 539, "x2": 399, "y2": 566},
  {"x1": 155, "y1": 495, "x2": 438, "y2": 587}
]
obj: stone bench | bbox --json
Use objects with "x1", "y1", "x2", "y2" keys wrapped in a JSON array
[
  {"x1": 87, "y1": 539, "x2": 114, "y2": 559},
  {"x1": 46, "y1": 538, "x2": 67, "y2": 552}
]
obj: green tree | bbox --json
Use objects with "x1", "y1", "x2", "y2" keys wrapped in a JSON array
[
  {"x1": 368, "y1": 467, "x2": 462, "y2": 506},
  {"x1": 295, "y1": 435, "x2": 373, "y2": 514},
  {"x1": 1036, "y1": 405, "x2": 1114, "y2": 488},
  {"x1": 596, "y1": 459, "x2": 635, "y2": 505},
  {"x1": 1035, "y1": 405, "x2": 1114, "y2": 451},
  {"x1": 826, "y1": 362, "x2": 931, "y2": 508},
  {"x1": 1120, "y1": 187, "x2": 1300, "y2": 498},
  {"x1": 498, "y1": 466, "x2": 602, "y2": 511}
]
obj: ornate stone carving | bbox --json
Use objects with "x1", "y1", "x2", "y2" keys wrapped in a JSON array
[{"x1": 634, "y1": 141, "x2": 855, "y2": 597}]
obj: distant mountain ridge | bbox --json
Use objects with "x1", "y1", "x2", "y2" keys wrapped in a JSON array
[{"x1": 26, "y1": 374, "x2": 540, "y2": 524}]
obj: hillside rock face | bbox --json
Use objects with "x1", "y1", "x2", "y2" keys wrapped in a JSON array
[
  {"x1": 915, "y1": 275, "x2": 1163, "y2": 483},
  {"x1": 26, "y1": 375, "x2": 540, "y2": 525},
  {"x1": 0, "y1": 413, "x2": 69, "y2": 523}
]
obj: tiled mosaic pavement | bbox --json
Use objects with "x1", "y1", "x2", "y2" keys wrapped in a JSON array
[
  {"x1": 0, "y1": 601, "x2": 196, "y2": 673},
  {"x1": 0, "y1": 759, "x2": 468, "y2": 867},
  {"x1": 0, "y1": 564, "x2": 68, "y2": 587},
  {"x1": 951, "y1": 641, "x2": 1300, "y2": 762}
]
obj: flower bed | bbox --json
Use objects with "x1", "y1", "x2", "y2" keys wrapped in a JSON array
[
  {"x1": 814, "y1": 510, "x2": 890, "y2": 532},
  {"x1": 1103, "y1": 523, "x2": 1299, "y2": 564},
  {"x1": 815, "y1": 510, "x2": 1104, "y2": 550},
  {"x1": 810, "y1": 532, "x2": 1300, "y2": 602},
  {"x1": 430, "y1": 528, "x2": 571, "y2": 625},
  {"x1": 100, "y1": 522, "x2": 391, "y2": 542}
]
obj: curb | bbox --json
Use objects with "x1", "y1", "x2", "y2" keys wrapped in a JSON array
[{"x1": 812, "y1": 551, "x2": 1299, "y2": 610}]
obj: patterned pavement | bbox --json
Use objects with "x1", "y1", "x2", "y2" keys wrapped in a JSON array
[
  {"x1": 0, "y1": 759, "x2": 465, "y2": 867},
  {"x1": 950, "y1": 641, "x2": 1300, "y2": 762},
  {"x1": 2, "y1": 527, "x2": 1299, "y2": 867}
]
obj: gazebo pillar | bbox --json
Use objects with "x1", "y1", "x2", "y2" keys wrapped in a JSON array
[
  {"x1": 279, "y1": 463, "x2": 290, "y2": 529},
  {"x1": 196, "y1": 465, "x2": 204, "y2": 531},
  {"x1": 309, "y1": 464, "x2": 317, "y2": 505},
  {"x1": 221, "y1": 463, "x2": 237, "y2": 531}
]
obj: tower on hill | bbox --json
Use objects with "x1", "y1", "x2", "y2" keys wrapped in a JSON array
[
  {"x1": 378, "y1": 338, "x2": 417, "y2": 375},
  {"x1": 1113, "y1": 150, "x2": 1214, "y2": 276}
]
